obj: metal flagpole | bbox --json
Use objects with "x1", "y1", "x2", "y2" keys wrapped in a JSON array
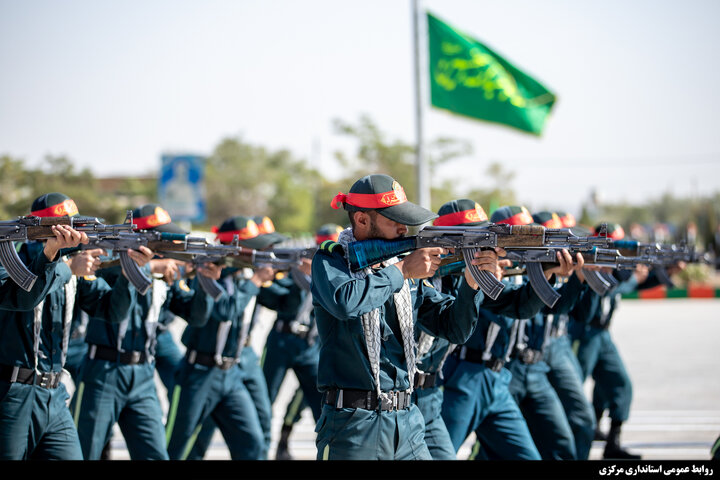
[{"x1": 412, "y1": 0, "x2": 430, "y2": 210}]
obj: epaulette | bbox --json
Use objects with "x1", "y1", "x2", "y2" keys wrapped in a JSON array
[
  {"x1": 318, "y1": 240, "x2": 344, "y2": 256},
  {"x1": 83, "y1": 275, "x2": 97, "y2": 281}
]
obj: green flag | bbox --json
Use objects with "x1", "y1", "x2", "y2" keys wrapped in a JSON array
[{"x1": 427, "y1": 12, "x2": 556, "y2": 135}]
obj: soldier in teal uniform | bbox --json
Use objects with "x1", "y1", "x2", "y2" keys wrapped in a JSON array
[
  {"x1": 488, "y1": 206, "x2": 588, "y2": 460},
  {"x1": 150, "y1": 257, "x2": 190, "y2": 398},
  {"x1": 438, "y1": 201, "x2": 581, "y2": 460},
  {"x1": 311, "y1": 174, "x2": 502, "y2": 460},
  {"x1": 0, "y1": 193, "x2": 139, "y2": 459},
  {"x1": 570, "y1": 222, "x2": 666, "y2": 460},
  {"x1": 260, "y1": 223, "x2": 342, "y2": 460},
  {"x1": 71, "y1": 203, "x2": 218, "y2": 460},
  {"x1": 533, "y1": 210, "x2": 597, "y2": 460},
  {"x1": 166, "y1": 215, "x2": 275, "y2": 460},
  {"x1": 186, "y1": 215, "x2": 285, "y2": 460},
  {"x1": 242, "y1": 215, "x2": 287, "y2": 457}
]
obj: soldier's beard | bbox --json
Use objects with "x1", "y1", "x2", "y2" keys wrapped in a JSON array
[{"x1": 367, "y1": 217, "x2": 406, "y2": 240}]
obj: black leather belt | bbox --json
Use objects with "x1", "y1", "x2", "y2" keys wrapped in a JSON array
[
  {"x1": 186, "y1": 350, "x2": 236, "y2": 370},
  {"x1": 275, "y1": 320, "x2": 311, "y2": 339},
  {"x1": 513, "y1": 348, "x2": 544, "y2": 365},
  {"x1": 89, "y1": 344, "x2": 148, "y2": 365},
  {"x1": 453, "y1": 346, "x2": 505, "y2": 372},
  {"x1": 0, "y1": 365, "x2": 63, "y2": 389},
  {"x1": 413, "y1": 371, "x2": 438, "y2": 389},
  {"x1": 323, "y1": 388, "x2": 412, "y2": 412}
]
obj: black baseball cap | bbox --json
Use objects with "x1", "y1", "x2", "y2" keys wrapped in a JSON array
[
  {"x1": 252, "y1": 216, "x2": 289, "y2": 247},
  {"x1": 434, "y1": 199, "x2": 489, "y2": 227},
  {"x1": 30, "y1": 192, "x2": 79, "y2": 217},
  {"x1": 213, "y1": 215, "x2": 281, "y2": 249},
  {"x1": 490, "y1": 205, "x2": 534, "y2": 226},
  {"x1": 532, "y1": 211, "x2": 563, "y2": 228},
  {"x1": 131, "y1": 204, "x2": 187, "y2": 234},
  {"x1": 555, "y1": 211, "x2": 577, "y2": 228},
  {"x1": 315, "y1": 223, "x2": 343, "y2": 244},
  {"x1": 330, "y1": 174, "x2": 437, "y2": 226}
]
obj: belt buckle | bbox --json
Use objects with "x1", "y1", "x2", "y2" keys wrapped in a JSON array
[
  {"x1": 130, "y1": 351, "x2": 142, "y2": 363},
  {"x1": 489, "y1": 358, "x2": 503, "y2": 372},
  {"x1": 36, "y1": 371, "x2": 52, "y2": 388},
  {"x1": 380, "y1": 391, "x2": 397, "y2": 412}
]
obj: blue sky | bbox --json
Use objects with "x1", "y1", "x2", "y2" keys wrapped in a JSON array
[{"x1": 1, "y1": 0, "x2": 719, "y2": 217}]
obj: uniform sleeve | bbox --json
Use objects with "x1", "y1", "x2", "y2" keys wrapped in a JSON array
[
  {"x1": 255, "y1": 281, "x2": 291, "y2": 310},
  {"x1": 543, "y1": 273, "x2": 587, "y2": 315},
  {"x1": 310, "y1": 251, "x2": 405, "y2": 321},
  {"x1": 166, "y1": 278, "x2": 214, "y2": 327},
  {"x1": 416, "y1": 278, "x2": 481, "y2": 345},
  {"x1": 480, "y1": 277, "x2": 547, "y2": 319},
  {"x1": 0, "y1": 245, "x2": 67, "y2": 311},
  {"x1": 613, "y1": 273, "x2": 639, "y2": 295},
  {"x1": 569, "y1": 286, "x2": 600, "y2": 326},
  {"x1": 637, "y1": 269, "x2": 664, "y2": 290},
  {"x1": 77, "y1": 268, "x2": 136, "y2": 323}
]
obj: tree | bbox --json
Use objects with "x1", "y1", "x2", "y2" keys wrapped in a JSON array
[
  {"x1": 464, "y1": 161, "x2": 517, "y2": 214},
  {"x1": 331, "y1": 114, "x2": 474, "y2": 214},
  {"x1": 203, "y1": 137, "x2": 319, "y2": 234}
]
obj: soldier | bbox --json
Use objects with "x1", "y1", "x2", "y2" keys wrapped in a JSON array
[
  {"x1": 259, "y1": 223, "x2": 343, "y2": 460},
  {"x1": 0, "y1": 192, "x2": 139, "y2": 459},
  {"x1": 150, "y1": 257, "x2": 191, "y2": 400},
  {"x1": 490, "y1": 205, "x2": 588, "y2": 460},
  {"x1": 166, "y1": 215, "x2": 275, "y2": 460},
  {"x1": 71, "y1": 203, "x2": 218, "y2": 460},
  {"x1": 441, "y1": 203, "x2": 583, "y2": 460},
  {"x1": 311, "y1": 174, "x2": 501, "y2": 460},
  {"x1": 533, "y1": 210, "x2": 597, "y2": 460},
  {"x1": 570, "y1": 222, "x2": 663, "y2": 460}
]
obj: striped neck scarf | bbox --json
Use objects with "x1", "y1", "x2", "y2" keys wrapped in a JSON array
[{"x1": 337, "y1": 228, "x2": 417, "y2": 399}]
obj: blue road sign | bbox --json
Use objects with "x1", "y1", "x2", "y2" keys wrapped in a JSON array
[{"x1": 158, "y1": 154, "x2": 206, "y2": 223}]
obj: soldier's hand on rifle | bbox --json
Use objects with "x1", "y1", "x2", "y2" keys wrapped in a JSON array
[
  {"x1": 127, "y1": 246, "x2": 154, "y2": 267},
  {"x1": 297, "y1": 257, "x2": 312, "y2": 276},
  {"x1": 44, "y1": 225, "x2": 89, "y2": 261},
  {"x1": 197, "y1": 263, "x2": 223, "y2": 281},
  {"x1": 395, "y1": 247, "x2": 448, "y2": 280},
  {"x1": 666, "y1": 261, "x2": 687, "y2": 276},
  {"x1": 151, "y1": 258, "x2": 183, "y2": 283},
  {"x1": 544, "y1": 249, "x2": 578, "y2": 279},
  {"x1": 251, "y1": 266, "x2": 276, "y2": 287},
  {"x1": 66, "y1": 248, "x2": 106, "y2": 276},
  {"x1": 496, "y1": 259, "x2": 513, "y2": 281},
  {"x1": 634, "y1": 264, "x2": 650, "y2": 284}
]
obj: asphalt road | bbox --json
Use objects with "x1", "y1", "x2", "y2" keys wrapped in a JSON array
[{"x1": 100, "y1": 297, "x2": 719, "y2": 461}]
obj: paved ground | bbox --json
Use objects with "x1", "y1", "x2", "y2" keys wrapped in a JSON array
[{"x1": 95, "y1": 297, "x2": 719, "y2": 461}]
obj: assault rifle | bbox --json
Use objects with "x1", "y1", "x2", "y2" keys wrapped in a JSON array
[
  {"x1": 345, "y1": 224, "x2": 612, "y2": 308},
  {"x1": 81, "y1": 232, "x2": 277, "y2": 298},
  {"x1": 609, "y1": 240, "x2": 713, "y2": 287},
  {"x1": 0, "y1": 213, "x2": 135, "y2": 292},
  {"x1": 92, "y1": 238, "x2": 317, "y2": 299},
  {"x1": 432, "y1": 241, "x2": 619, "y2": 299},
  {"x1": 220, "y1": 245, "x2": 317, "y2": 291}
]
